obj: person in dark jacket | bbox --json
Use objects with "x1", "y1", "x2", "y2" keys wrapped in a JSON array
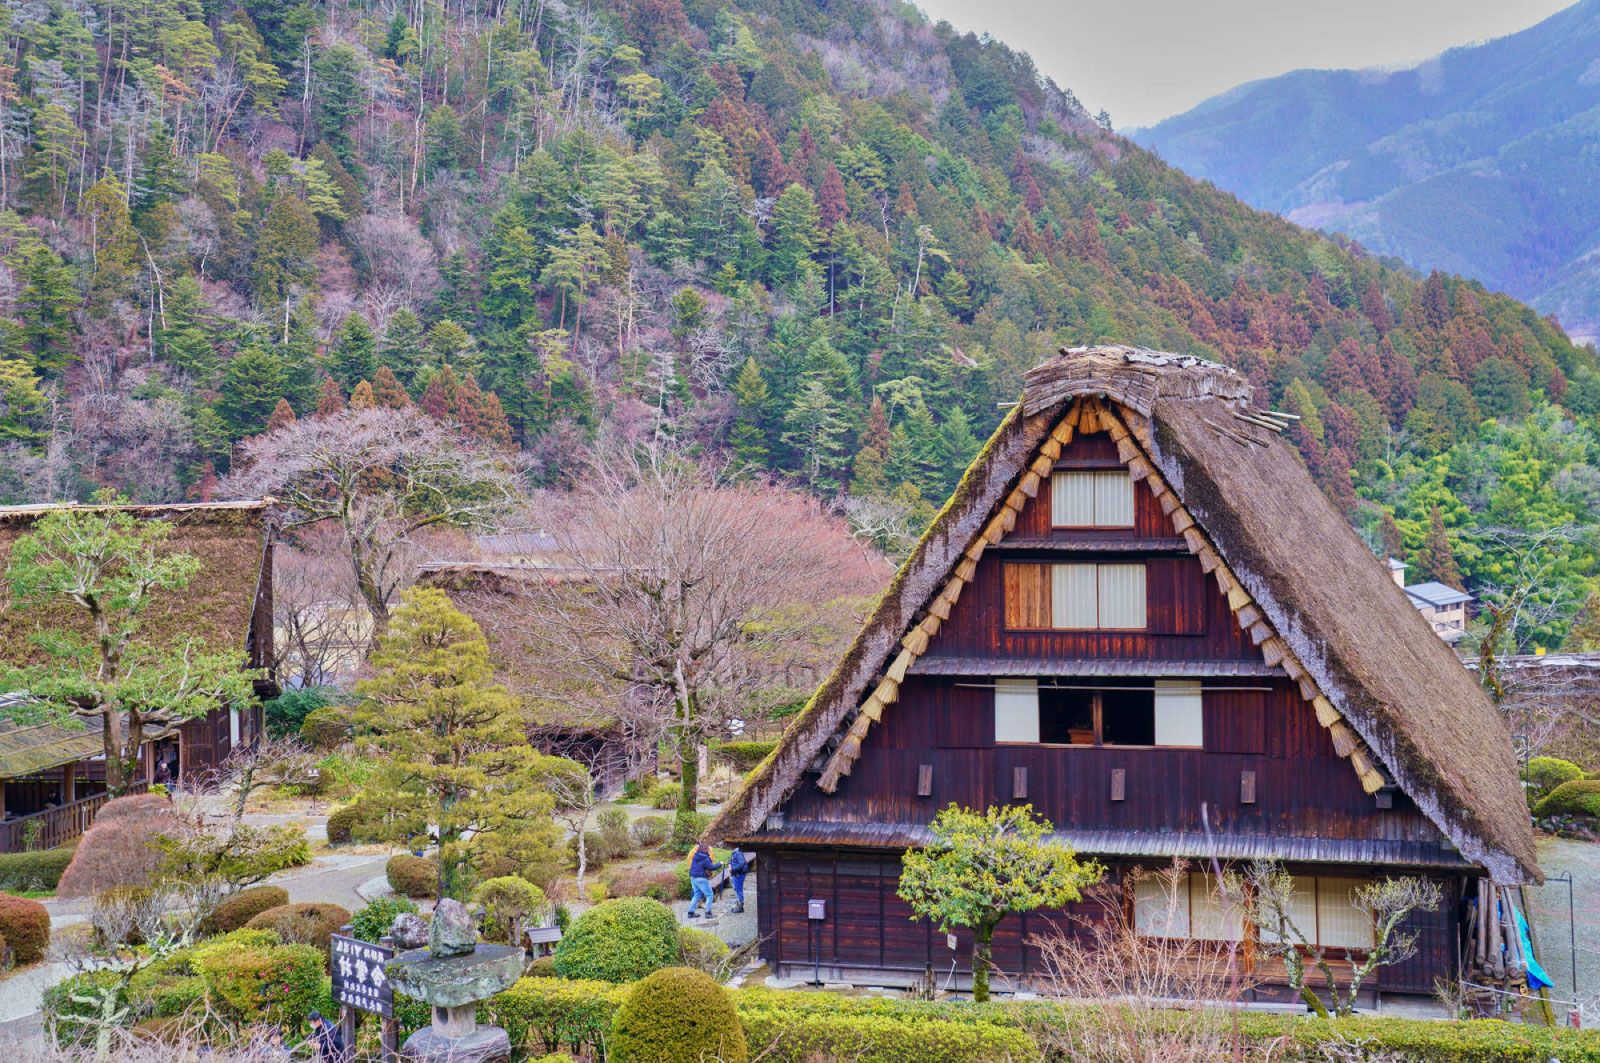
[
  {"x1": 686, "y1": 843, "x2": 721, "y2": 918},
  {"x1": 307, "y1": 1011, "x2": 345, "y2": 1062},
  {"x1": 726, "y1": 846, "x2": 749, "y2": 914}
]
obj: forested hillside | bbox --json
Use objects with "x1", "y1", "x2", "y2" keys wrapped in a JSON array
[
  {"x1": 2, "y1": 0, "x2": 1598, "y2": 647},
  {"x1": 1131, "y1": 0, "x2": 1600, "y2": 344}
]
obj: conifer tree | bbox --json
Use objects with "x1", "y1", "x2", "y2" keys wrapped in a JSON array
[
  {"x1": 14, "y1": 246, "x2": 77, "y2": 373},
  {"x1": 730, "y1": 357, "x2": 771, "y2": 470},
  {"x1": 1419, "y1": 504, "x2": 1464, "y2": 590},
  {"x1": 328, "y1": 313, "x2": 377, "y2": 389},
  {"x1": 818, "y1": 163, "x2": 848, "y2": 231},
  {"x1": 220, "y1": 349, "x2": 290, "y2": 435},
  {"x1": 1380, "y1": 511, "x2": 1405, "y2": 562},
  {"x1": 315, "y1": 377, "x2": 345, "y2": 417},
  {"x1": 768, "y1": 183, "x2": 821, "y2": 285},
  {"x1": 421, "y1": 366, "x2": 460, "y2": 421},
  {"x1": 352, "y1": 587, "x2": 556, "y2": 898},
  {"x1": 371, "y1": 365, "x2": 411, "y2": 408},
  {"x1": 348, "y1": 380, "x2": 376, "y2": 411},
  {"x1": 781, "y1": 377, "x2": 847, "y2": 491},
  {"x1": 935, "y1": 407, "x2": 980, "y2": 496},
  {"x1": 313, "y1": 45, "x2": 363, "y2": 163},
  {"x1": 266, "y1": 398, "x2": 297, "y2": 431},
  {"x1": 254, "y1": 193, "x2": 319, "y2": 339},
  {"x1": 379, "y1": 310, "x2": 429, "y2": 387}
]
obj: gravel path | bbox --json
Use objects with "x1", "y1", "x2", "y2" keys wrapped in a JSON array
[
  {"x1": 673, "y1": 874, "x2": 759, "y2": 947},
  {"x1": 1524, "y1": 836, "x2": 1600, "y2": 1015}
]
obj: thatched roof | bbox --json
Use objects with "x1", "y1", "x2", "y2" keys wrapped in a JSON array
[
  {"x1": 0, "y1": 713, "x2": 103, "y2": 777},
  {"x1": 707, "y1": 346, "x2": 1538, "y2": 885},
  {"x1": 0, "y1": 501, "x2": 274, "y2": 668},
  {"x1": 414, "y1": 563, "x2": 621, "y2": 731}
]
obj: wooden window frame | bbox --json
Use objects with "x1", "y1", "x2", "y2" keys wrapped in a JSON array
[
  {"x1": 995, "y1": 684, "x2": 1203, "y2": 749},
  {"x1": 1051, "y1": 468, "x2": 1136, "y2": 530},
  {"x1": 1003, "y1": 562, "x2": 1149, "y2": 632}
]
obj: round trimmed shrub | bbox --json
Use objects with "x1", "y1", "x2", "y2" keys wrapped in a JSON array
[
  {"x1": 386, "y1": 854, "x2": 439, "y2": 898},
  {"x1": 197, "y1": 941, "x2": 325, "y2": 1028},
  {"x1": 0, "y1": 892, "x2": 51, "y2": 963},
  {"x1": 597, "y1": 809, "x2": 633, "y2": 860},
  {"x1": 676, "y1": 926, "x2": 730, "y2": 977},
  {"x1": 243, "y1": 902, "x2": 351, "y2": 955},
  {"x1": 552, "y1": 898, "x2": 680, "y2": 983},
  {"x1": 298, "y1": 705, "x2": 350, "y2": 751},
  {"x1": 472, "y1": 876, "x2": 547, "y2": 944},
  {"x1": 1528, "y1": 757, "x2": 1585, "y2": 802},
  {"x1": 325, "y1": 803, "x2": 370, "y2": 845},
  {"x1": 200, "y1": 885, "x2": 290, "y2": 936},
  {"x1": 351, "y1": 894, "x2": 419, "y2": 944},
  {"x1": 610, "y1": 966, "x2": 746, "y2": 1063},
  {"x1": 629, "y1": 816, "x2": 670, "y2": 849},
  {"x1": 566, "y1": 832, "x2": 610, "y2": 871},
  {"x1": 1534, "y1": 779, "x2": 1600, "y2": 819},
  {"x1": 57, "y1": 794, "x2": 184, "y2": 898}
]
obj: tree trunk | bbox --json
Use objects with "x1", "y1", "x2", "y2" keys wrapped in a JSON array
[
  {"x1": 102, "y1": 707, "x2": 127, "y2": 795},
  {"x1": 972, "y1": 924, "x2": 994, "y2": 1003},
  {"x1": 677, "y1": 728, "x2": 698, "y2": 817}
]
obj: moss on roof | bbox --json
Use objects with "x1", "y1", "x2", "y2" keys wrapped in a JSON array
[{"x1": 0, "y1": 502, "x2": 271, "y2": 667}]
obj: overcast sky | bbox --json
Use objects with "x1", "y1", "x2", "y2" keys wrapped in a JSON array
[{"x1": 912, "y1": 0, "x2": 1576, "y2": 129}]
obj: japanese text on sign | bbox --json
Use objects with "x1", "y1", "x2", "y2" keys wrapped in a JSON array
[{"x1": 330, "y1": 934, "x2": 395, "y2": 1018}]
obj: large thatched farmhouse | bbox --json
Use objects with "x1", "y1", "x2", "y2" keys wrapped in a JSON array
[
  {"x1": 0, "y1": 501, "x2": 275, "y2": 851},
  {"x1": 707, "y1": 347, "x2": 1536, "y2": 1003}
]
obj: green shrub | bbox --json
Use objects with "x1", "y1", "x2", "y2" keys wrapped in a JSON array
[
  {"x1": 566, "y1": 832, "x2": 610, "y2": 871},
  {"x1": 739, "y1": 1005, "x2": 1035, "y2": 1063},
  {"x1": 325, "y1": 803, "x2": 370, "y2": 845},
  {"x1": 669, "y1": 810, "x2": 708, "y2": 854},
  {"x1": 606, "y1": 868, "x2": 682, "y2": 902},
  {"x1": 351, "y1": 894, "x2": 419, "y2": 943},
  {"x1": 473, "y1": 876, "x2": 547, "y2": 944},
  {"x1": 386, "y1": 854, "x2": 439, "y2": 898},
  {"x1": 1528, "y1": 756, "x2": 1586, "y2": 802},
  {"x1": 597, "y1": 809, "x2": 633, "y2": 859},
  {"x1": 197, "y1": 941, "x2": 326, "y2": 1028},
  {"x1": 552, "y1": 897, "x2": 680, "y2": 982},
  {"x1": 483, "y1": 977, "x2": 629, "y2": 1057},
  {"x1": 199, "y1": 885, "x2": 289, "y2": 936},
  {"x1": 629, "y1": 816, "x2": 670, "y2": 849},
  {"x1": 1533, "y1": 778, "x2": 1600, "y2": 819},
  {"x1": 620, "y1": 778, "x2": 648, "y2": 802},
  {"x1": 264, "y1": 686, "x2": 337, "y2": 738},
  {"x1": 0, "y1": 844, "x2": 77, "y2": 892},
  {"x1": 712, "y1": 741, "x2": 776, "y2": 771},
  {"x1": 0, "y1": 891, "x2": 51, "y2": 963},
  {"x1": 649, "y1": 782, "x2": 679, "y2": 810},
  {"x1": 42, "y1": 969, "x2": 123, "y2": 1045},
  {"x1": 677, "y1": 925, "x2": 730, "y2": 978},
  {"x1": 299, "y1": 704, "x2": 351, "y2": 750},
  {"x1": 244, "y1": 902, "x2": 351, "y2": 955},
  {"x1": 526, "y1": 955, "x2": 557, "y2": 977},
  {"x1": 612, "y1": 966, "x2": 747, "y2": 1063}
]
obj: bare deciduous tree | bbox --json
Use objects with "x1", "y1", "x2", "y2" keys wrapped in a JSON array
[
  {"x1": 219, "y1": 407, "x2": 525, "y2": 627},
  {"x1": 273, "y1": 535, "x2": 371, "y2": 688},
  {"x1": 519, "y1": 442, "x2": 883, "y2": 817}
]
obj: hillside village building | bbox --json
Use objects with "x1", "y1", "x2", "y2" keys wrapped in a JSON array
[
  {"x1": 0, "y1": 501, "x2": 276, "y2": 851},
  {"x1": 1387, "y1": 559, "x2": 1474, "y2": 644},
  {"x1": 708, "y1": 348, "x2": 1537, "y2": 1004}
]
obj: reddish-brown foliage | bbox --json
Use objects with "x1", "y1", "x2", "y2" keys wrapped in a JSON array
[
  {"x1": 0, "y1": 892, "x2": 51, "y2": 963},
  {"x1": 56, "y1": 795, "x2": 186, "y2": 898}
]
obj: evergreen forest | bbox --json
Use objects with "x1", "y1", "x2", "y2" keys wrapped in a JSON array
[{"x1": 3, "y1": 0, "x2": 1599, "y2": 649}]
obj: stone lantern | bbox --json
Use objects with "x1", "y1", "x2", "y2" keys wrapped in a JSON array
[{"x1": 385, "y1": 899, "x2": 525, "y2": 1063}]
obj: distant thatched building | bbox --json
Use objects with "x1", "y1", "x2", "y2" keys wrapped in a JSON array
[
  {"x1": 415, "y1": 562, "x2": 643, "y2": 794},
  {"x1": 708, "y1": 347, "x2": 1536, "y2": 1003},
  {"x1": 0, "y1": 501, "x2": 276, "y2": 851}
]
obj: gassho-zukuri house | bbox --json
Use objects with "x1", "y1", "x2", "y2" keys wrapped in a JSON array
[{"x1": 706, "y1": 346, "x2": 1538, "y2": 1005}]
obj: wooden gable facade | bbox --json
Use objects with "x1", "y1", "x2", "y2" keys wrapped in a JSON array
[{"x1": 708, "y1": 348, "x2": 1536, "y2": 1001}]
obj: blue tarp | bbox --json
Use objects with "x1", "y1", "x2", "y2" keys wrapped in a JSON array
[{"x1": 1509, "y1": 897, "x2": 1553, "y2": 991}]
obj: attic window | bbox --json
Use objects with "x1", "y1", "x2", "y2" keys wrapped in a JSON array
[
  {"x1": 995, "y1": 679, "x2": 1203, "y2": 748},
  {"x1": 1005, "y1": 563, "x2": 1147, "y2": 630},
  {"x1": 1052, "y1": 471, "x2": 1134, "y2": 528}
]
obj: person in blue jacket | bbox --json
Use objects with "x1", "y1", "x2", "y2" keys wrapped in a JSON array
[
  {"x1": 686, "y1": 843, "x2": 721, "y2": 918},
  {"x1": 726, "y1": 846, "x2": 748, "y2": 914}
]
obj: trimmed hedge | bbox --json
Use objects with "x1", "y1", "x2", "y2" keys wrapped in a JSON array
[
  {"x1": 552, "y1": 898, "x2": 679, "y2": 983},
  {"x1": 612, "y1": 966, "x2": 747, "y2": 1063},
  {"x1": 197, "y1": 940, "x2": 326, "y2": 1028},
  {"x1": 0, "y1": 891, "x2": 51, "y2": 963},
  {"x1": 386, "y1": 854, "x2": 439, "y2": 898},
  {"x1": 244, "y1": 902, "x2": 351, "y2": 955},
  {"x1": 741, "y1": 1006, "x2": 1036, "y2": 1063},
  {"x1": 199, "y1": 885, "x2": 289, "y2": 936},
  {"x1": 1534, "y1": 778, "x2": 1600, "y2": 819},
  {"x1": 0, "y1": 844, "x2": 76, "y2": 892}
]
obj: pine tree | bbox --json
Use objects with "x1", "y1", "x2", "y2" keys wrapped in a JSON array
[
  {"x1": 315, "y1": 376, "x2": 345, "y2": 416},
  {"x1": 482, "y1": 205, "x2": 543, "y2": 328},
  {"x1": 220, "y1": 349, "x2": 290, "y2": 436},
  {"x1": 328, "y1": 313, "x2": 377, "y2": 389},
  {"x1": 437, "y1": 250, "x2": 477, "y2": 326},
  {"x1": 378, "y1": 310, "x2": 428, "y2": 387},
  {"x1": 1380, "y1": 511, "x2": 1405, "y2": 562},
  {"x1": 768, "y1": 183, "x2": 821, "y2": 285},
  {"x1": 14, "y1": 246, "x2": 78, "y2": 373},
  {"x1": 420, "y1": 365, "x2": 460, "y2": 420},
  {"x1": 424, "y1": 104, "x2": 465, "y2": 174},
  {"x1": 730, "y1": 357, "x2": 770, "y2": 470},
  {"x1": 371, "y1": 365, "x2": 411, "y2": 408},
  {"x1": 934, "y1": 407, "x2": 980, "y2": 496},
  {"x1": 781, "y1": 377, "x2": 847, "y2": 491},
  {"x1": 348, "y1": 380, "x2": 376, "y2": 411},
  {"x1": 313, "y1": 45, "x2": 363, "y2": 163},
  {"x1": 254, "y1": 193, "x2": 320, "y2": 338},
  {"x1": 1419, "y1": 504, "x2": 1464, "y2": 590}
]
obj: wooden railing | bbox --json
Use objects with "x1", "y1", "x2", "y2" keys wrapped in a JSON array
[{"x1": 0, "y1": 780, "x2": 148, "y2": 854}]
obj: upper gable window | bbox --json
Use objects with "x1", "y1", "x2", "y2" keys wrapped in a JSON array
[
  {"x1": 1052, "y1": 470, "x2": 1134, "y2": 528},
  {"x1": 1005, "y1": 562, "x2": 1147, "y2": 630}
]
